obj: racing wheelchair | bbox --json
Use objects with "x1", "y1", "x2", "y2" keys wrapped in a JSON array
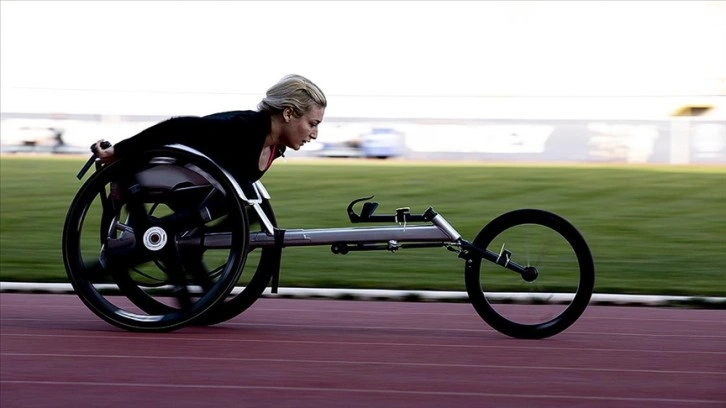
[{"x1": 62, "y1": 143, "x2": 595, "y2": 339}]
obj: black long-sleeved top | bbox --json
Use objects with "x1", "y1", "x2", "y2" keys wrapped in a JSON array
[{"x1": 113, "y1": 110, "x2": 284, "y2": 183}]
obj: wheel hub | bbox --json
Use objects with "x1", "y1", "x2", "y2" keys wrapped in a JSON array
[
  {"x1": 142, "y1": 226, "x2": 168, "y2": 251},
  {"x1": 522, "y1": 266, "x2": 538, "y2": 282}
]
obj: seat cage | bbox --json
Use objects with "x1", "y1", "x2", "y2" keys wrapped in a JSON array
[{"x1": 164, "y1": 144, "x2": 275, "y2": 234}]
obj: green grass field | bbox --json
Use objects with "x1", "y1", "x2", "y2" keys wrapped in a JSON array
[{"x1": 1, "y1": 156, "x2": 724, "y2": 296}]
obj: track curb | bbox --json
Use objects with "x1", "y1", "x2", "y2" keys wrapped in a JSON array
[{"x1": 1, "y1": 282, "x2": 724, "y2": 308}]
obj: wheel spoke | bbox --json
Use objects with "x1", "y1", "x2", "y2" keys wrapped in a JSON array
[
  {"x1": 62, "y1": 147, "x2": 248, "y2": 332},
  {"x1": 81, "y1": 260, "x2": 112, "y2": 283},
  {"x1": 190, "y1": 201, "x2": 278, "y2": 327}
]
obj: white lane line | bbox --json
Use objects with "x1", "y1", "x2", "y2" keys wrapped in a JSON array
[
  {"x1": 1, "y1": 308, "x2": 724, "y2": 326},
  {"x1": 2, "y1": 304, "x2": 724, "y2": 325},
  {"x1": 2, "y1": 317, "x2": 724, "y2": 338},
  {"x1": 2, "y1": 312, "x2": 723, "y2": 329},
  {"x1": 0, "y1": 380, "x2": 723, "y2": 404},
  {"x1": 2, "y1": 333, "x2": 724, "y2": 355},
  {"x1": 218, "y1": 321, "x2": 726, "y2": 338},
  {"x1": 2, "y1": 352, "x2": 724, "y2": 376},
  {"x1": 176, "y1": 306, "x2": 726, "y2": 323}
]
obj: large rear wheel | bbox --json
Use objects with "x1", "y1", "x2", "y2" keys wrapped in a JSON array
[
  {"x1": 62, "y1": 147, "x2": 248, "y2": 332},
  {"x1": 192, "y1": 199, "x2": 279, "y2": 326}
]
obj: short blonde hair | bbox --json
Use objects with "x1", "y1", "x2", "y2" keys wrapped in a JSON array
[{"x1": 257, "y1": 74, "x2": 327, "y2": 116}]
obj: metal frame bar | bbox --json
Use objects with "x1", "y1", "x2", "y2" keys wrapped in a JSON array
[{"x1": 195, "y1": 224, "x2": 456, "y2": 250}]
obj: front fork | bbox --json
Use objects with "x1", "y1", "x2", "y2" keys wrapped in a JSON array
[{"x1": 458, "y1": 240, "x2": 538, "y2": 282}]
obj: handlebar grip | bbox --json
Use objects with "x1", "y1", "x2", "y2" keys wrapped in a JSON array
[
  {"x1": 76, "y1": 141, "x2": 113, "y2": 180},
  {"x1": 91, "y1": 140, "x2": 112, "y2": 153}
]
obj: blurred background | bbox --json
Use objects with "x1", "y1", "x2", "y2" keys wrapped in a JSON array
[{"x1": 1, "y1": 0, "x2": 724, "y2": 163}]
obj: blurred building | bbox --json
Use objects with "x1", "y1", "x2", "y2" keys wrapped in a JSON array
[{"x1": 1, "y1": 1, "x2": 724, "y2": 162}]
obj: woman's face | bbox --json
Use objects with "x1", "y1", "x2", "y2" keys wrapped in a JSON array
[{"x1": 281, "y1": 105, "x2": 325, "y2": 150}]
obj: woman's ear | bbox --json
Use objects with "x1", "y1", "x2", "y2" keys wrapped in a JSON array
[{"x1": 283, "y1": 107, "x2": 293, "y2": 123}]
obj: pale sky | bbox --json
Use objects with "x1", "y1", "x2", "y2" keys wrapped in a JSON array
[{"x1": 1, "y1": 1, "x2": 725, "y2": 118}]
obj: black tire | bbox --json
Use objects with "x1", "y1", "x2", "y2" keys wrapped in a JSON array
[
  {"x1": 191, "y1": 199, "x2": 278, "y2": 326},
  {"x1": 464, "y1": 209, "x2": 594, "y2": 339},
  {"x1": 62, "y1": 147, "x2": 248, "y2": 332}
]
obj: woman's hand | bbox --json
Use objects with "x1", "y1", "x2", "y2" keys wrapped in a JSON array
[{"x1": 94, "y1": 140, "x2": 117, "y2": 164}]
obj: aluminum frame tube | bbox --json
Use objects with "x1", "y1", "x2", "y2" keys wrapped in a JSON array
[{"x1": 192, "y1": 224, "x2": 458, "y2": 249}]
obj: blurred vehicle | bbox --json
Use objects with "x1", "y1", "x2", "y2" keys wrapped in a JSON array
[
  {"x1": 0, "y1": 119, "x2": 69, "y2": 153},
  {"x1": 360, "y1": 128, "x2": 405, "y2": 158},
  {"x1": 314, "y1": 126, "x2": 405, "y2": 159},
  {"x1": 0, "y1": 117, "x2": 158, "y2": 154},
  {"x1": 1, "y1": 123, "x2": 63, "y2": 146}
]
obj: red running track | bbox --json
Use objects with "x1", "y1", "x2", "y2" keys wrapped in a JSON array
[{"x1": 1, "y1": 293, "x2": 724, "y2": 408}]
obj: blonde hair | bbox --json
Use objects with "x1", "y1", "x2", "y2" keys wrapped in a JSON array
[{"x1": 257, "y1": 74, "x2": 327, "y2": 116}]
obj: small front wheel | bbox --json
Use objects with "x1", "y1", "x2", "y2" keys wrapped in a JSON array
[{"x1": 465, "y1": 209, "x2": 595, "y2": 339}]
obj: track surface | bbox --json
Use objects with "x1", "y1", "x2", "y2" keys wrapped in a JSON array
[{"x1": 1, "y1": 293, "x2": 724, "y2": 407}]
